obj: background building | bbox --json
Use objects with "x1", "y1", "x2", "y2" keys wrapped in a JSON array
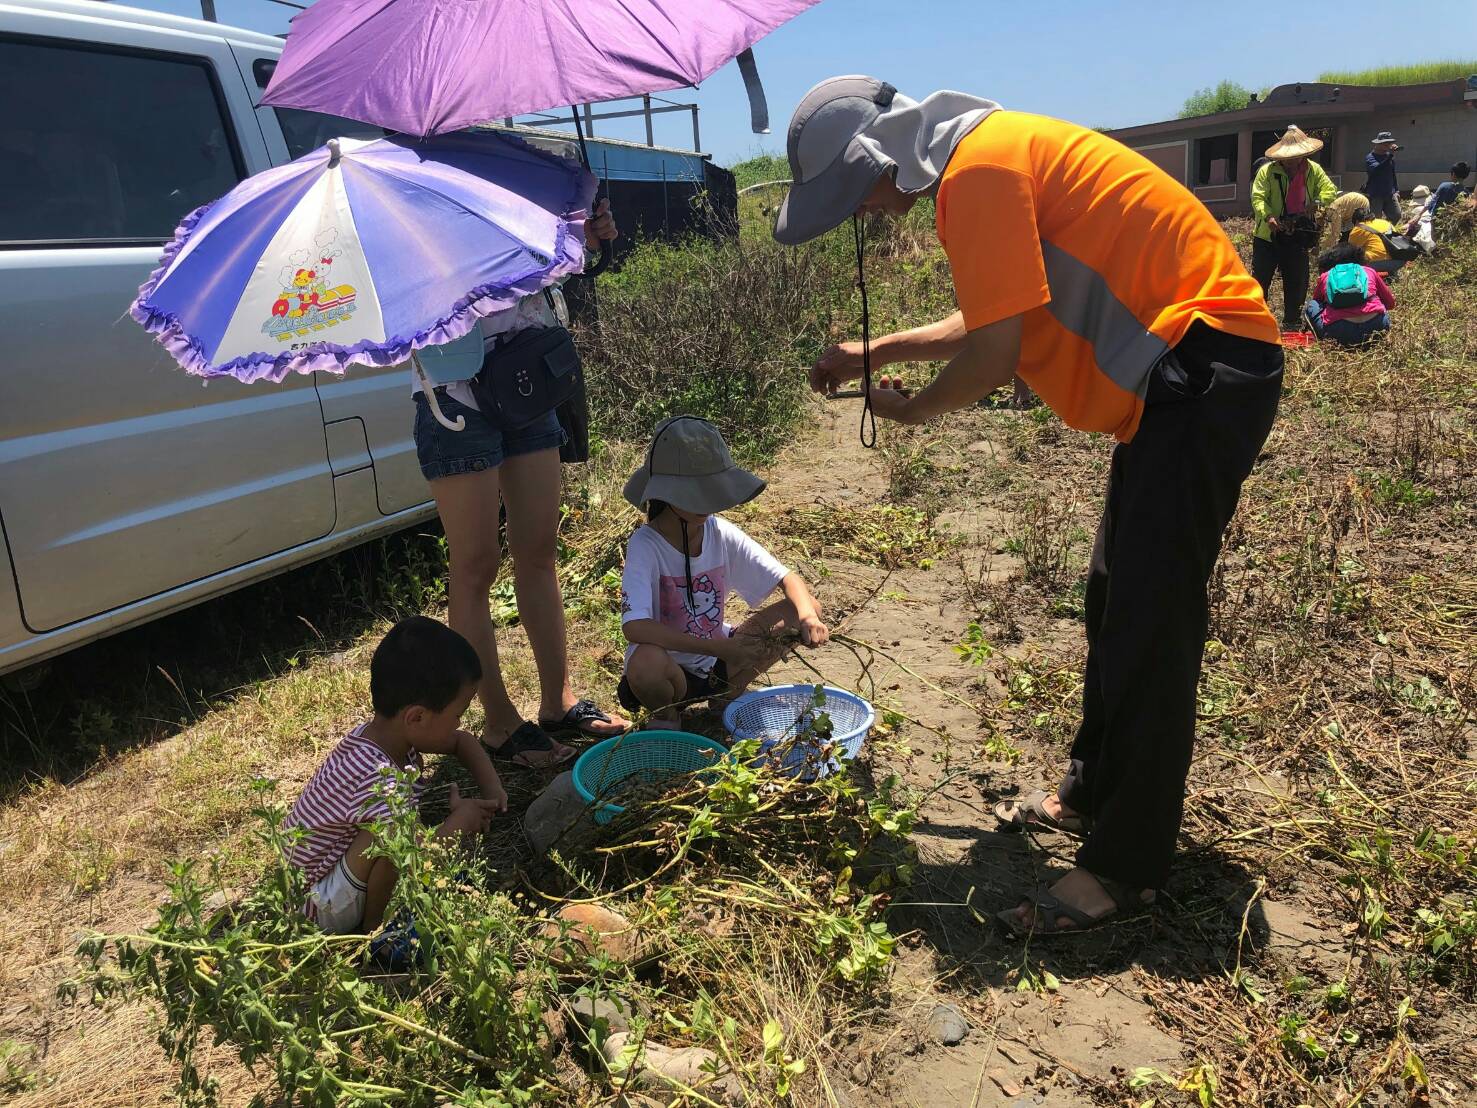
[{"x1": 1107, "y1": 77, "x2": 1477, "y2": 216}]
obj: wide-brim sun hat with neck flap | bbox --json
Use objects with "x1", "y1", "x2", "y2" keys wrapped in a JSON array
[
  {"x1": 773, "y1": 75, "x2": 1000, "y2": 245},
  {"x1": 623, "y1": 416, "x2": 765, "y2": 515},
  {"x1": 1265, "y1": 125, "x2": 1324, "y2": 160}
]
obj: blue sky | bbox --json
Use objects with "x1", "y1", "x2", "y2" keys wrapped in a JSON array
[{"x1": 170, "y1": 0, "x2": 1475, "y2": 165}]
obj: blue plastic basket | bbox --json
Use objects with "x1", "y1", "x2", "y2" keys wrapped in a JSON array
[
  {"x1": 722, "y1": 685, "x2": 875, "y2": 780},
  {"x1": 571, "y1": 730, "x2": 729, "y2": 824}
]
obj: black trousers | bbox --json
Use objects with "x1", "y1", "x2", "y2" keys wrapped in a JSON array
[
  {"x1": 1058, "y1": 323, "x2": 1283, "y2": 891},
  {"x1": 1251, "y1": 234, "x2": 1309, "y2": 328}
]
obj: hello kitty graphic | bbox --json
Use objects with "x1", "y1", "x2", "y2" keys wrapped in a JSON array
[{"x1": 657, "y1": 567, "x2": 727, "y2": 641}]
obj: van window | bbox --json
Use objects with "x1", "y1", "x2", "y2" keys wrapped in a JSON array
[
  {"x1": 252, "y1": 59, "x2": 390, "y2": 160},
  {"x1": 0, "y1": 37, "x2": 245, "y2": 246}
]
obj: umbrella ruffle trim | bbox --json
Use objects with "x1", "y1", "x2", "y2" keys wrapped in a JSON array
[{"x1": 129, "y1": 170, "x2": 593, "y2": 384}]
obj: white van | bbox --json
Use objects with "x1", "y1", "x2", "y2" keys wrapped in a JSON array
[{"x1": 0, "y1": 0, "x2": 437, "y2": 676}]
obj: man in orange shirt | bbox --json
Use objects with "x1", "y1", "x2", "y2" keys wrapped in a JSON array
[{"x1": 774, "y1": 77, "x2": 1284, "y2": 937}]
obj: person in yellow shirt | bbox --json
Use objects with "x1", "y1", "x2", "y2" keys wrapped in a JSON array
[
  {"x1": 773, "y1": 77, "x2": 1284, "y2": 938},
  {"x1": 1347, "y1": 213, "x2": 1403, "y2": 276}
]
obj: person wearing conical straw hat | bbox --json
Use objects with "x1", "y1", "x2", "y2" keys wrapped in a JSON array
[
  {"x1": 771, "y1": 77, "x2": 1284, "y2": 938},
  {"x1": 1251, "y1": 125, "x2": 1338, "y2": 329}
]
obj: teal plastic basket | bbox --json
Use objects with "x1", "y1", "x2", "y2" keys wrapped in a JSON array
[{"x1": 571, "y1": 730, "x2": 729, "y2": 824}]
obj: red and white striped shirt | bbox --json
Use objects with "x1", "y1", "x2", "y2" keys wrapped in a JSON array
[{"x1": 285, "y1": 725, "x2": 425, "y2": 888}]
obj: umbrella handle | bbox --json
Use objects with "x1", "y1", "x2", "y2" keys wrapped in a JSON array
[
  {"x1": 585, "y1": 238, "x2": 612, "y2": 278},
  {"x1": 411, "y1": 350, "x2": 466, "y2": 432}
]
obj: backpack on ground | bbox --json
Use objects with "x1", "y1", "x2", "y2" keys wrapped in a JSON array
[{"x1": 1327, "y1": 263, "x2": 1370, "y2": 308}]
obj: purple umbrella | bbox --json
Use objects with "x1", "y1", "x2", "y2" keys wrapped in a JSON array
[
  {"x1": 131, "y1": 130, "x2": 592, "y2": 427},
  {"x1": 260, "y1": 0, "x2": 821, "y2": 138}
]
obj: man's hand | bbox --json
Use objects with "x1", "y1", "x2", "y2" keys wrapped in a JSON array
[
  {"x1": 798, "y1": 614, "x2": 830, "y2": 647},
  {"x1": 1267, "y1": 216, "x2": 1282, "y2": 233},
  {"x1": 809, "y1": 342, "x2": 866, "y2": 394},
  {"x1": 585, "y1": 199, "x2": 617, "y2": 250},
  {"x1": 867, "y1": 375, "x2": 919, "y2": 424}
]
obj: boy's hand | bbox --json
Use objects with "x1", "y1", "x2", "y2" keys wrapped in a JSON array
[
  {"x1": 484, "y1": 779, "x2": 509, "y2": 814},
  {"x1": 798, "y1": 615, "x2": 830, "y2": 647},
  {"x1": 447, "y1": 783, "x2": 499, "y2": 834}
]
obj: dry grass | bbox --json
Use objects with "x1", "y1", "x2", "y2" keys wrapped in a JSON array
[{"x1": 0, "y1": 199, "x2": 1473, "y2": 1107}]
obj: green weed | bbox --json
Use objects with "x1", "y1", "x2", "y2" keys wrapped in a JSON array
[
  {"x1": 953, "y1": 622, "x2": 995, "y2": 666},
  {"x1": 0, "y1": 1039, "x2": 37, "y2": 1095},
  {"x1": 1368, "y1": 473, "x2": 1436, "y2": 512},
  {"x1": 1317, "y1": 60, "x2": 1477, "y2": 85},
  {"x1": 72, "y1": 749, "x2": 917, "y2": 1105}
]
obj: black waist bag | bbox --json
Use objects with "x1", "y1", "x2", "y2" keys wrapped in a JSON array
[
  {"x1": 1356, "y1": 222, "x2": 1421, "y2": 262},
  {"x1": 468, "y1": 325, "x2": 583, "y2": 430}
]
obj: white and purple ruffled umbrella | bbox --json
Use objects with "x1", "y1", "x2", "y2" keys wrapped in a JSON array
[{"x1": 130, "y1": 129, "x2": 593, "y2": 426}]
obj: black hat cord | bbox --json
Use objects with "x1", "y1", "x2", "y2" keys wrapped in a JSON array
[
  {"x1": 679, "y1": 517, "x2": 696, "y2": 610},
  {"x1": 854, "y1": 213, "x2": 876, "y2": 449}
]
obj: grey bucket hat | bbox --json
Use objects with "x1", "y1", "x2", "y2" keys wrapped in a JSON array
[
  {"x1": 773, "y1": 75, "x2": 897, "y2": 246},
  {"x1": 623, "y1": 416, "x2": 765, "y2": 514}
]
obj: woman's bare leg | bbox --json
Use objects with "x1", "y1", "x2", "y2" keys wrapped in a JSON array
[
  {"x1": 427, "y1": 468, "x2": 542, "y2": 752},
  {"x1": 501, "y1": 447, "x2": 627, "y2": 736}
]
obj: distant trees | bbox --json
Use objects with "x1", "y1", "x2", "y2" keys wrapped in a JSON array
[{"x1": 1179, "y1": 80, "x2": 1255, "y2": 118}]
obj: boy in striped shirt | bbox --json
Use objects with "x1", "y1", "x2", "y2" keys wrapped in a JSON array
[{"x1": 285, "y1": 617, "x2": 507, "y2": 933}]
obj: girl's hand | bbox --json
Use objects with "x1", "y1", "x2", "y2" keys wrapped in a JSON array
[
  {"x1": 798, "y1": 615, "x2": 830, "y2": 647},
  {"x1": 585, "y1": 199, "x2": 617, "y2": 249},
  {"x1": 717, "y1": 633, "x2": 768, "y2": 672}
]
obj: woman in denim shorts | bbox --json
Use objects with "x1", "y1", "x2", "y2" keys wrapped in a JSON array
[{"x1": 412, "y1": 201, "x2": 627, "y2": 767}]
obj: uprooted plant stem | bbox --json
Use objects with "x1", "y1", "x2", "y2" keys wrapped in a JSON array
[{"x1": 70, "y1": 748, "x2": 918, "y2": 1106}]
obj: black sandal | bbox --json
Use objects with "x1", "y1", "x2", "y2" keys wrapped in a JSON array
[
  {"x1": 538, "y1": 698, "x2": 626, "y2": 739},
  {"x1": 995, "y1": 874, "x2": 1153, "y2": 939},
  {"x1": 487, "y1": 721, "x2": 574, "y2": 768},
  {"x1": 993, "y1": 790, "x2": 1088, "y2": 837}
]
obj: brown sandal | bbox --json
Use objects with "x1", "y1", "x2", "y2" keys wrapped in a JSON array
[
  {"x1": 996, "y1": 874, "x2": 1153, "y2": 939},
  {"x1": 993, "y1": 789, "x2": 1088, "y2": 837}
]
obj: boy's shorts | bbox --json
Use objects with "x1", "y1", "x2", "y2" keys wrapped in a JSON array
[
  {"x1": 308, "y1": 856, "x2": 367, "y2": 934},
  {"x1": 617, "y1": 659, "x2": 729, "y2": 714}
]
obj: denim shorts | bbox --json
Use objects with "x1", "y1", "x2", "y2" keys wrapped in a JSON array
[{"x1": 413, "y1": 392, "x2": 565, "y2": 481}]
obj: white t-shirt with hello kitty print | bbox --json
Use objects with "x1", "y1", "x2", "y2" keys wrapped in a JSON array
[{"x1": 620, "y1": 516, "x2": 787, "y2": 676}]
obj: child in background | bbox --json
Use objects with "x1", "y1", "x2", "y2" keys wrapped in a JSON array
[
  {"x1": 1304, "y1": 244, "x2": 1394, "y2": 348},
  {"x1": 618, "y1": 416, "x2": 829, "y2": 726},
  {"x1": 1410, "y1": 161, "x2": 1470, "y2": 229},
  {"x1": 285, "y1": 617, "x2": 507, "y2": 934}
]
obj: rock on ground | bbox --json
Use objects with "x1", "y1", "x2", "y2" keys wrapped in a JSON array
[
  {"x1": 543, "y1": 902, "x2": 643, "y2": 963},
  {"x1": 927, "y1": 1002, "x2": 970, "y2": 1045}
]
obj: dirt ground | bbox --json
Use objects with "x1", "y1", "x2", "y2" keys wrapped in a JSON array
[
  {"x1": 745, "y1": 407, "x2": 1312, "y2": 1107},
  {"x1": 2, "y1": 369, "x2": 1473, "y2": 1104}
]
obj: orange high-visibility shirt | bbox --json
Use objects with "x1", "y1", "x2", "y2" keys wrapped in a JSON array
[{"x1": 936, "y1": 111, "x2": 1279, "y2": 442}]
